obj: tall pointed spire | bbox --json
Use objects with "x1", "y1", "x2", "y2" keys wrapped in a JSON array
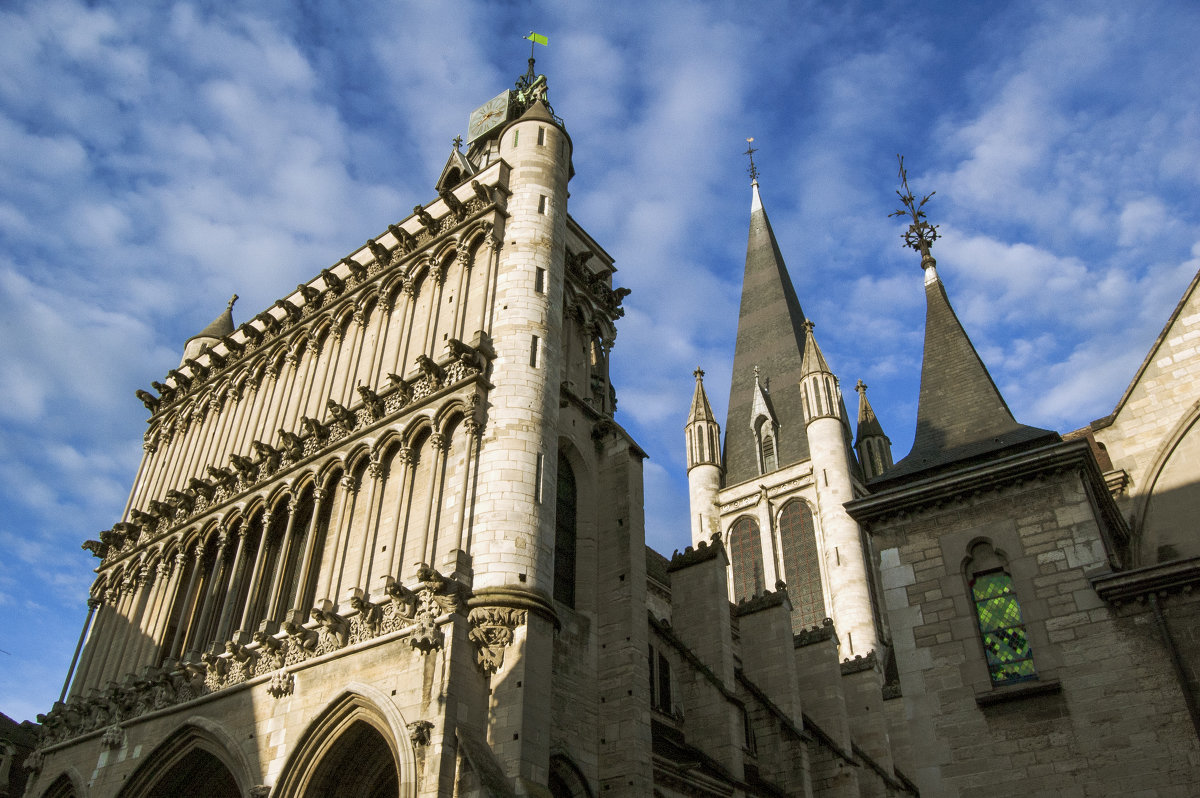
[
  {"x1": 724, "y1": 159, "x2": 811, "y2": 486},
  {"x1": 880, "y1": 159, "x2": 1055, "y2": 483}
]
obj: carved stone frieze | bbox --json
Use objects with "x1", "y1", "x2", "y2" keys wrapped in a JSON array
[
  {"x1": 266, "y1": 669, "x2": 294, "y2": 700},
  {"x1": 467, "y1": 607, "x2": 526, "y2": 674}
]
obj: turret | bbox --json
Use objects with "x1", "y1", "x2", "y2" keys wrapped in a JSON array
[
  {"x1": 465, "y1": 73, "x2": 573, "y2": 787},
  {"x1": 854, "y1": 380, "x2": 892, "y2": 480},
  {"x1": 686, "y1": 367, "x2": 723, "y2": 544},
  {"x1": 800, "y1": 320, "x2": 878, "y2": 657}
]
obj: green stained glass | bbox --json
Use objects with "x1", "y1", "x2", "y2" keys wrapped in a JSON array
[{"x1": 970, "y1": 570, "x2": 1037, "y2": 685}]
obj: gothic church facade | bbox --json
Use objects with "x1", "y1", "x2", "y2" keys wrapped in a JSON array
[{"x1": 16, "y1": 69, "x2": 1200, "y2": 798}]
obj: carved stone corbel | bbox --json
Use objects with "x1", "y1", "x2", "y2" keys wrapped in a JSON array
[
  {"x1": 266, "y1": 669, "x2": 294, "y2": 700},
  {"x1": 407, "y1": 720, "x2": 433, "y2": 748},
  {"x1": 467, "y1": 607, "x2": 526, "y2": 674}
]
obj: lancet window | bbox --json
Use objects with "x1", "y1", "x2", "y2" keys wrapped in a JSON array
[
  {"x1": 778, "y1": 499, "x2": 825, "y2": 632},
  {"x1": 966, "y1": 540, "x2": 1037, "y2": 685},
  {"x1": 729, "y1": 516, "x2": 765, "y2": 602}
]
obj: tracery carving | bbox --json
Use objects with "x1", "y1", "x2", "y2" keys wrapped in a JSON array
[{"x1": 467, "y1": 607, "x2": 526, "y2": 674}]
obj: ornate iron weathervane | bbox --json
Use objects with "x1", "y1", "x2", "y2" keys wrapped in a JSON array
[
  {"x1": 889, "y1": 155, "x2": 939, "y2": 267},
  {"x1": 745, "y1": 137, "x2": 760, "y2": 182}
]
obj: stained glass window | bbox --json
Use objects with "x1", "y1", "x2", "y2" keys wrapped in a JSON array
[
  {"x1": 779, "y1": 500, "x2": 826, "y2": 633},
  {"x1": 729, "y1": 516, "x2": 765, "y2": 602},
  {"x1": 970, "y1": 570, "x2": 1036, "y2": 685}
]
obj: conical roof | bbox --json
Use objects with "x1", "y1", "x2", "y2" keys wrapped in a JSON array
[
  {"x1": 519, "y1": 98, "x2": 555, "y2": 123},
  {"x1": 854, "y1": 381, "x2": 887, "y2": 443},
  {"x1": 723, "y1": 182, "x2": 810, "y2": 485},
  {"x1": 878, "y1": 266, "x2": 1056, "y2": 483},
  {"x1": 800, "y1": 320, "x2": 831, "y2": 376},
  {"x1": 687, "y1": 368, "x2": 718, "y2": 426},
  {"x1": 187, "y1": 295, "x2": 237, "y2": 344}
]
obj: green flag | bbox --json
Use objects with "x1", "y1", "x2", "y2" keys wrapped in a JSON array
[{"x1": 526, "y1": 31, "x2": 548, "y2": 46}]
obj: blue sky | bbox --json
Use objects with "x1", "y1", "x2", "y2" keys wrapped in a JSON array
[{"x1": 2, "y1": 0, "x2": 1198, "y2": 722}]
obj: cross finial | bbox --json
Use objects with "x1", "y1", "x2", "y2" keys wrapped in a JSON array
[
  {"x1": 452, "y1": 135, "x2": 463, "y2": 151},
  {"x1": 803, "y1": 319, "x2": 815, "y2": 335},
  {"x1": 753, "y1": 365, "x2": 761, "y2": 380},
  {"x1": 693, "y1": 367, "x2": 705, "y2": 381},
  {"x1": 888, "y1": 155, "x2": 939, "y2": 269},
  {"x1": 745, "y1": 137, "x2": 759, "y2": 183},
  {"x1": 855, "y1": 379, "x2": 867, "y2": 395}
]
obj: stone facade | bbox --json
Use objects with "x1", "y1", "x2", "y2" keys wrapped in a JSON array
[{"x1": 20, "y1": 71, "x2": 1200, "y2": 798}]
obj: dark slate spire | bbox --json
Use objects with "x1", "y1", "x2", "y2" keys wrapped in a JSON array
[
  {"x1": 723, "y1": 180, "x2": 810, "y2": 485},
  {"x1": 878, "y1": 160, "x2": 1055, "y2": 483}
]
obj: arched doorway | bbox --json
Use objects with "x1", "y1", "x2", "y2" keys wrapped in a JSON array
[
  {"x1": 302, "y1": 720, "x2": 397, "y2": 798},
  {"x1": 117, "y1": 721, "x2": 250, "y2": 798}
]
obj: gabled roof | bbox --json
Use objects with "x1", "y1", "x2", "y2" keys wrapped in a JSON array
[
  {"x1": 1093, "y1": 266, "x2": 1200, "y2": 429},
  {"x1": 723, "y1": 182, "x2": 811, "y2": 485},
  {"x1": 876, "y1": 266, "x2": 1056, "y2": 484},
  {"x1": 434, "y1": 147, "x2": 475, "y2": 192}
]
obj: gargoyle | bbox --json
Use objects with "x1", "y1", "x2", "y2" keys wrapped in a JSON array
[
  {"x1": 366, "y1": 239, "x2": 391, "y2": 267},
  {"x1": 150, "y1": 381, "x2": 176, "y2": 403},
  {"x1": 254, "y1": 312, "x2": 281, "y2": 334},
  {"x1": 357, "y1": 385, "x2": 385, "y2": 419},
  {"x1": 387, "y1": 373, "x2": 412, "y2": 402},
  {"x1": 296, "y1": 282, "x2": 321, "y2": 303},
  {"x1": 446, "y1": 338, "x2": 480, "y2": 369},
  {"x1": 415, "y1": 355, "x2": 444, "y2": 387},
  {"x1": 220, "y1": 334, "x2": 245, "y2": 354},
  {"x1": 225, "y1": 640, "x2": 255, "y2": 665},
  {"x1": 200, "y1": 344, "x2": 227, "y2": 370},
  {"x1": 239, "y1": 323, "x2": 262, "y2": 345},
  {"x1": 277, "y1": 429, "x2": 304, "y2": 459},
  {"x1": 131, "y1": 509, "x2": 158, "y2": 527},
  {"x1": 166, "y1": 489, "x2": 195, "y2": 513},
  {"x1": 183, "y1": 358, "x2": 209, "y2": 380},
  {"x1": 207, "y1": 465, "x2": 236, "y2": 488},
  {"x1": 149, "y1": 499, "x2": 175, "y2": 518},
  {"x1": 384, "y1": 578, "x2": 417, "y2": 619},
  {"x1": 388, "y1": 223, "x2": 417, "y2": 253},
  {"x1": 311, "y1": 607, "x2": 349, "y2": 651},
  {"x1": 326, "y1": 399, "x2": 357, "y2": 429},
  {"x1": 230, "y1": 454, "x2": 258, "y2": 480},
  {"x1": 135, "y1": 389, "x2": 160, "y2": 412},
  {"x1": 167, "y1": 369, "x2": 191, "y2": 390},
  {"x1": 252, "y1": 440, "x2": 281, "y2": 472},
  {"x1": 438, "y1": 188, "x2": 465, "y2": 219},
  {"x1": 341, "y1": 256, "x2": 368, "y2": 281},
  {"x1": 274, "y1": 299, "x2": 302, "y2": 323},
  {"x1": 470, "y1": 179, "x2": 492, "y2": 205},
  {"x1": 188, "y1": 477, "x2": 216, "y2": 500},
  {"x1": 82, "y1": 539, "x2": 108, "y2": 559},
  {"x1": 320, "y1": 268, "x2": 344, "y2": 292},
  {"x1": 301, "y1": 416, "x2": 329, "y2": 441},
  {"x1": 413, "y1": 204, "x2": 437, "y2": 233}
]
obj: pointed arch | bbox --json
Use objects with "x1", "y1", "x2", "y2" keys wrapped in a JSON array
[
  {"x1": 38, "y1": 767, "x2": 86, "y2": 798},
  {"x1": 116, "y1": 717, "x2": 253, "y2": 798},
  {"x1": 728, "y1": 515, "x2": 765, "y2": 602},
  {"x1": 274, "y1": 685, "x2": 416, "y2": 798},
  {"x1": 549, "y1": 753, "x2": 594, "y2": 798},
  {"x1": 778, "y1": 499, "x2": 825, "y2": 632}
]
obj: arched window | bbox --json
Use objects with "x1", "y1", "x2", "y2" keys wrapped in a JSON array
[
  {"x1": 728, "y1": 516, "x2": 765, "y2": 601},
  {"x1": 778, "y1": 500, "x2": 825, "y2": 632},
  {"x1": 966, "y1": 541, "x2": 1036, "y2": 685},
  {"x1": 753, "y1": 417, "x2": 778, "y2": 475},
  {"x1": 554, "y1": 453, "x2": 577, "y2": 607}
]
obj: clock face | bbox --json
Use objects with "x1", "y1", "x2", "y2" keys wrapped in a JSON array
[{"x1": 467, "y1": 90, "x2": 512, "y2": 143}]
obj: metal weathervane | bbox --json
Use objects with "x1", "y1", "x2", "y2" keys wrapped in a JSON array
[
  {"x1": 889, "y1": 155, "x2": 939, "y2": 266},
  {"x1": 745, "y1": 137, "x2": 759, "y2": 182}
]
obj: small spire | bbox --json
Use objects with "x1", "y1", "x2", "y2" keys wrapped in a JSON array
[
  {"x1": 889, "y1": 155, "x2": 940, "y2": 273},
  {"x1": 800, "y1": 319, "x2": 831, "y2": 376},
  {"x1": 687, "y1": 366, "x2": 718, "y2": 425},
  {"x1": 855, "y1": 380, "x2": 886, "y2": 441}
]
